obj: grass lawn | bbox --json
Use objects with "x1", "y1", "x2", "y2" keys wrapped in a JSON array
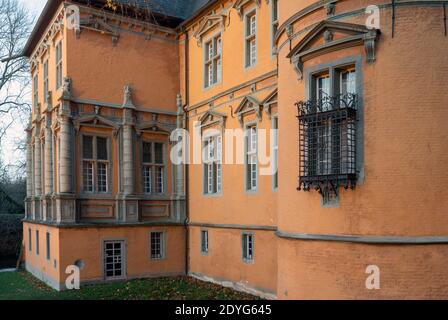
[{"x1": 0, "y1": 270, "x2": 257, "y2": 300}]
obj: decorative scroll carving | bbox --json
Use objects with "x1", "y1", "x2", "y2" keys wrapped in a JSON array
[
  {"x1": 193, "y1": 14, "x2": 227, "y2": 45},
  {"x1": 197, "y1": 110, "x2": 227, "y2": 132}
]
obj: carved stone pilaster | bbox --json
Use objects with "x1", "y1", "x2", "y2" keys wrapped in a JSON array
[
  {"x1": 172, "y1": 94, "x2": 186, "y2": 222},
  {"x1": 121, "y1": 85, "x2": 136, "y2": 198},
  {"x1": 25, "y1": 125, "x2": 33, "y2": 198},
  {"x1": 59, "y1": 79, "x2": 73, "y2": 195},
  {"x1": 44, "y1": 110, "x2": 53, "y2": 196}
]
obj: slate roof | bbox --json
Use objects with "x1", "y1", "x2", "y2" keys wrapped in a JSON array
[
  {"x1": 110, "y1": 0, "x2": 212, "y2": 20},
  {"x1": 23, "y1": 0, "x2": 216, "y2": 56}
]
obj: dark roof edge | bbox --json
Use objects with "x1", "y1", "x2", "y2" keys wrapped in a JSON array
[{"x1": 177, "y1": 0, "x2": 220, "y2": 32}]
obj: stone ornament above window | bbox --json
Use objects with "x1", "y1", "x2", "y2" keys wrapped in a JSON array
[
  {"x1": 233, "y1": 0, "x2": 261, "y2": 20},
  {"x1": 287, "y1": 20, "x2": 381, "y2": 80},
  {"x1": 193, "y1": 13, "x2": 227, "y2": 46},
  {"x1": 261, "y1": 88, "x2": 278, "y2": 120},
  {"x1": 197, "y1": 110, "x2": 227, "y2": 132},
  {"x1": 235, "y1": 95, "x2": 262, "y2": 127}
]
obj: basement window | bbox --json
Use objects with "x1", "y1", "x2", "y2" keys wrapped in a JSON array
[
  {"x1": 242, "y1": 233, "x2": 254, "y2": 262},
  {"x1": 201, "y1": 230, "x2": 209, "y2": 255},
  {"x1": 150, "y1": 232, "x2": 165, "y2": 260}
]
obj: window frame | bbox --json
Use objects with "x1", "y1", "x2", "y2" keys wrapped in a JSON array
[
  {"x1": 203, "y1": 32, "x2": 223, "y2": 89},
  {"x1": 141, "y1": 140, "x2": 167, "y2": 196},
  {"x1": 272, "y1": 115, "x2": 279, "y2": 191},
  {"x1": 241, "y1": 232, "x2": 254, "y2": 263},
  {"x1": 81, "y1": 134, "x2": 111, "y2": 195},
  {"x1": 245, "y1": 122, "x2": 258, "y2": 193},
  {"x1": 149, "y1": 231, "x2": 166, "y2": 260},
  {"x1": 200, "y1": 229, "x2": 209, "y2": 255},
  {"x1": 43, "y1": 60, "x2": 49, "y2": 103},
  {"x1": 202, "y1": 134, "x2": 223, "y2": 196},
  {"x1": 35, "y1": 230, "x2": 40, "y2": 256},
  {"x1": 33, "y1": 74, "x2": 39, "y2": 109},
  {"x1": 244, "y1": 9, "x2": 257, "y2": 69},
  {"x1": 46, "y1": 232, "x2": 51, "y2": 260},
  {"x1": 28, "y1": 228, "x2": 32, "y2": 251},
  {"x1": 55, "y1": 41, "x2": 63, "y2": 90},
  {"x1": 270, "y1": 0, "x2": 279, "y2": 57}
]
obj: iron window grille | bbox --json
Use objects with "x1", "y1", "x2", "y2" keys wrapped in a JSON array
[{"x1": 296, "y1": 93, "x2": 358, "y2": 196}]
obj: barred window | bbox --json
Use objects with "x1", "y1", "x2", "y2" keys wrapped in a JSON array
[
  {"x1": 203, "y1": 135, "x2": 222, "y2": 194},
  {"x1": 245, "y1": 11, "x2": 257, "y2": 67},
  {"x1": 56, "y1": 41, "x2": 63, "y2": 89},
  {"x1": 201, "y1": 230, "x2": 209, "y2": 254},
  {"x1": 150, "y1": 232, "x2": 164, "y2": 260},
  {"x1": 82, "y1": 135, "x2": 109, "y2": 193},
  {"x1": 204, "y1": 35, "x2": 222, "y2": 88},
  {"x1": 246, "y1": 125, "x2": 257, "y2": 191},
  {"x1": 296, "y1": 66, "x2": 358, "y2": 199},
  {"x1": 242, "y1": 233, "x2": 254, "y2": 262},
  {"x1": 142, "y1": 142, "x2": 165, "y2": 194}
]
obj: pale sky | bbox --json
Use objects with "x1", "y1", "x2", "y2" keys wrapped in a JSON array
[{"x1": 1, "y1": 0, "x2": 47, "y2": 176}]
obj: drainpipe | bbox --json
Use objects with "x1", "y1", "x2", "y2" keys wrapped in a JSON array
[{"x1": 181, "y1": 29, "x2": 190, "y2": 277}]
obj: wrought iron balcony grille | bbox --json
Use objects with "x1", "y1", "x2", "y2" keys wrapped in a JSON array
[{"x1": 296, "y1": 93, "x2": 358, "y2": 195}]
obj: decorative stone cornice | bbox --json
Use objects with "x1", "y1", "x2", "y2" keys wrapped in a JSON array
[
  {"x1": 73, "y1": 113, "x2": 120, "y2": 137},
  {"x1": 233, "y1": 0, "x2": 261, "y2": 19},
  {"x1": 261, "y1": 88, "x2": 278, "y2": 119},
  {"x1": 197, "y1": 110, "x2": 227, "y2": 132},
  {"x1": 193, "y1": 13, "x2": 227, "y2": 46},
  {"x1": 235, "y1": 95, "x2": 262, "y2": 127},
  {"x1": 287, "y1": 20, "x2": 381, "y2": 79}
]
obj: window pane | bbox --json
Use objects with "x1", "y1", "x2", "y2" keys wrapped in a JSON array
[
  {"x1": 83, "y1": 136, "x2": 93, "y2": 159},
  {"x1": 83, "y1": 161, "x2": 94, "y2": 192},
  {"x1": 143, "y1": 142, "x2": 152, "y2": 163},
  {"x1": 154, "y1": 143, "x2": 163, "y2": 164},
  {"x1": 151, "y1": 232, "x2": 163, "y2": 259},
  {"x1": 97, "y1": 137, "x2": 108, "y2": 160},
  {"x1": 156, "y1": 167, "x2": 164, "y2": 193},
  {"x1": 97, "y1": 162, "x2": 108, "y2": 192},
  {"x1": 143, "y1": 165, "x2": 152, "y2": 193}
]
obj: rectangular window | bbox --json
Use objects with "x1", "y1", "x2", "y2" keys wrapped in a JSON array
[
  {"x1": 204, "y1": 35, "x2": 222, "y2": 88},
  {"x1": 33, "y1": 75, "x2": 38, "y2": 109},
  {"x1": 46, "y1": 232, "x2": 50, "y2": 260},
  {"x1": 43, "y1": 60, "x2": 49, "y2": 102},
  {"x1": 142, "y1": 142, "x2": 165, "y2": 195},
  {"x1": 35, "y1": 230, "x2": 39, "y2": 255},
  {"x1": 271, "y1": 0, "x2": 279, "y2": 51},
  {"x1": 82, "y1": 135, "x2": 109, "y2": 193},
  {"x1": 273, "y1": 116, "x2": 279, "y2": 189},
  {"x1": 246, "y1": 125, "x2": 257, "y2": 191},
  {"x1": 201, "y1": 230, "x2": 209, "y2": 254},
  {"x1": 28, "y1": 228, "x2": 32, "y2": 251},
  {"x1": 297, "y1": 66, "x2": 358, "y2": 198},
  {"x1": 245, "y1": 11, "x2": 257, "y2": 67},
  {"x1": 242, "y1": 233, "x2": 254, "y2": 262},
  {"x1": 104, "y1": 241, "x2": 125, "y2": 279},
  {"x1": 203, "y1": 135, "x2": 222, "y2": 194},
  {"x1": 56, "y1": 41, "x2": 63, "y2": 89},
  {"x1": 150, "y1": 232, "x2": 164, "y2": 260}
]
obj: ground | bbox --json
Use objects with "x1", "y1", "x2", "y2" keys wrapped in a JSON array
[{"x1": 0, "y1": 271, "x2": 257, "y2": 300}]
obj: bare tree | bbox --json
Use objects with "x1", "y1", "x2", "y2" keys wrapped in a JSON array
[{"x1": 0, "y1": 0, "x2": 33, "y2": 179}]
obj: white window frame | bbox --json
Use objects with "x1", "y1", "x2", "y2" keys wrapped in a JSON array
[
  {"x1": 33, "y1": 75, "x2": 38, "y2": 109},
  {"x1": 203, "y1": 135, "x2": 222, "y2": 195},
  {"x1": 201, "y1": 230, "x2": 209, "y2": 255},
  {"x1": 82, "y1": 135, "x2": 110, "y2": 194},
  {"x1": 270, "y1": 0, "x2": 279, "y2": 56},
  {"x1": 245, "y1": 124, "x2": 258, "y2": 192},
  {"x1": 204, "y1": 34, "x2": 222, "y2": 88},
  {"x1": 272, "y1": 115, "x2": 279, "y2": 191},
  {"x1": 56, "y1": 41, "x2": 63, "y2": 89},
  {"x1": 43, "y1": 60, "x2": 49, "y2": 102},
  {"x1": 103, "y1": 240, "x2": 126, "y2": 280},
  {"x1": 242, "y1": 233, "x2": 254, "y2": 262},
  {"x1": 142, "y1": 141, "x2": 166, "y2": 195},
  {"x1": 35, "y1": 230, "x2": 39, "y2": 255},
  {"x1": 150, "y1": 231, "x2": 165, "y2": 260},
  {"x1": 244, "y1": 10, "x2": 257, "y2": 68},
  {"x1": 46, "y1": 232, "x2": 50, "y2": 260}
]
